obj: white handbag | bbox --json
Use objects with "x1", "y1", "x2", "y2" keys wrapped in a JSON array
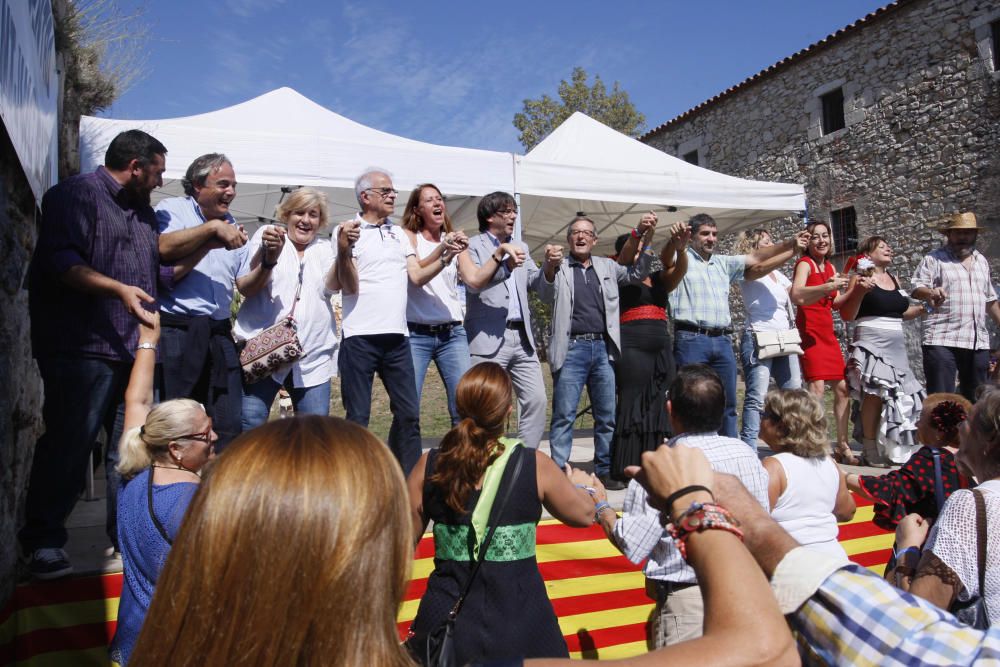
[{"x1": 752, "y1": 328, "x2": 803, "y2": 359}]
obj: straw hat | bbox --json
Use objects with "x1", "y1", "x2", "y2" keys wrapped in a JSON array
[{"x1": 938, "y1": 212, "x2": 982, "y2": 232}]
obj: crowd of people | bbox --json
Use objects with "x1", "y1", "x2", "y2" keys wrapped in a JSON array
[{"x1": 16, "y1": 128, "x2": 1000, "y2": 664}]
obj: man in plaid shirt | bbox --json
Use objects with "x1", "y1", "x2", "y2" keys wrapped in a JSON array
[{"x1": 912, "y1": 212, "x2": 1000, "y2": 401}]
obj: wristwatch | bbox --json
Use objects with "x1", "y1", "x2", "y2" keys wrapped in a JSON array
[{"x1": 137, "y1": 342, "x2": 156, "y2": 351}]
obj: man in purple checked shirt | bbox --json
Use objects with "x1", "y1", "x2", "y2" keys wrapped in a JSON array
[{"x1": 19, "y1": 130, "x2": 168, "y2": 580}]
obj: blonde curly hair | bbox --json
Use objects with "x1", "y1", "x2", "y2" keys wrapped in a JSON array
[{"x1": 764, "y1": 389, "x2": 830, "y2": 458}]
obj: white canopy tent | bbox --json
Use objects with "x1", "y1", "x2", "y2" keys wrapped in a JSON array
[
  {"x1": 79, "y1": 88, "x2": 805, "y2": 255},
  {"x1": 516, "y1": 112, "x2": 806, "y2": 255}
]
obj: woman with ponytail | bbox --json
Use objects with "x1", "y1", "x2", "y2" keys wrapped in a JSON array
[
  {"x1": 405, "y1": 362, "x2": 601, "y2": 665},
  {"x1": 110, "y1": 313, "x2": 217, "y2": 665}
]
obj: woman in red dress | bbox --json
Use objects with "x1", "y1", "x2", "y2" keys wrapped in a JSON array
[{"x1": 791, "y1": 221, "x2": 856, "y2": 463}]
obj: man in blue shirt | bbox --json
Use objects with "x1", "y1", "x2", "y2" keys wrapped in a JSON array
[
  {"x1": 156, "y1": 154, "x2": 264, "y2": 449},
  {"x1": 669, "y1": 214, "x2": 807, "y2": 439}
]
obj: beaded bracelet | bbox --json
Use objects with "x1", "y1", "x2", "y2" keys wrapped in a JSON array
[
  {"x1": 593, "y1": 500, "x2": 614, "y2": 524},
  {"x1": 666, "y1": 502, "x2": 743, "y2": 560}
]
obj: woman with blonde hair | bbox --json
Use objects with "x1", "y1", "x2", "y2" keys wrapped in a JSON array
[
  {"x1": 735, "y1": 228, "x2": 803, "y2": 450},
  {"x1": 111, "y1": 313, "x2": 217, "y2": 665},
  {"x1": 759, "y1": 389, "x2": 856, "y2": 557},
  {"x1": 235, "y1": 187, "x2": 339, "y2": 427},
  {"x1": 130, "y1": 416, "x2": 413, "y2": 667},
  {"x1": 406, "y1": 362, "x2": 600, "y2": 664}
]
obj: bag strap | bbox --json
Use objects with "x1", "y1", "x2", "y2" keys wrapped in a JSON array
[
  {"x1": 287, "y1": 262, "x2": 304, "y2": 320},
  {"x1": 972, "y1": 489, "x2": 988, "y2": 622},
  {"x1": 931, "y1": 448, "x2": 945, "y2": 512},
  {"x1": 147, "y1": 469, "x2": 173, "y2": 545},
  {"x1": 448, "y1": 446, "x2": 525, "y2": 621}
]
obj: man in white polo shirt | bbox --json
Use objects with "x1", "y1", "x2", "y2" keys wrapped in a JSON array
[{"x1": 327, "y1": 168, "x2": 461, "y2": 473}]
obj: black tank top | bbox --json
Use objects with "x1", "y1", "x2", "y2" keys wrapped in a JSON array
[{"x1": 856, "y1": 274, "x2": 909, "y2": 319}]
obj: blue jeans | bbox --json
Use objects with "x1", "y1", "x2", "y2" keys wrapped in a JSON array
[
  {"x1": 241, "y1": 376, "x2": 332, "y2": 430},
  {"x1": 19, "y1": 356, "x2": 131, "y2": 551},
  {"x1": 408, "y1": 325, "x2": 470, "y2": 426},
  {"x1": 338, "y1": 334, "x2": 422, "y2": 475},
  {"x1": 673, "y1": 329, "x2": 739, "y2": 438},
  {"x1": 549, "y1": 338, "x2": 616, "y2": 476},
  {"x1": 739, "y1": 330, "x2": 802, "y2": 449}
]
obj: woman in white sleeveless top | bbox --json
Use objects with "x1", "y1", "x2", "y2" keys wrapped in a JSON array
[
  {"x1": 760, "y1": 389, "x2": 856, "y2": 557},
  {"x1": 401, "y1": 184, "x2": 523, "y2": 426}
]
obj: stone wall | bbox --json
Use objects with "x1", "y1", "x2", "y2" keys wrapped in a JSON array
[
  {"x1": 0, "y1": 123, "x2": 45, "y2": 605},
  {"x1": 644, "y1": 0, "x2": 1000, "y2": 377}
]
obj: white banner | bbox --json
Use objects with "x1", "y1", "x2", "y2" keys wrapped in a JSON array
[{"x1": 0, "y1": 0, "x2": 58, "y2": 205}]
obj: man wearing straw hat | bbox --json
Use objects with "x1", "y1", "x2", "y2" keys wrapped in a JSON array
[{"x1": 911, "y1": 212, "x2": 1000, "y2": 400}]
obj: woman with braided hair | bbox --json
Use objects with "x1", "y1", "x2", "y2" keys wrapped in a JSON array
[
  {"x1": 405, "y1": 362, "x2": 601, "y2": 665},
  {"x1": 845, "y1": 393, "x2": 973, "y2": 531}
]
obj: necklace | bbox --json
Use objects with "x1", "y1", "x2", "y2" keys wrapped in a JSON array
[{"x1": 151, "y1": 463, "x2": 201, "y2": 479}]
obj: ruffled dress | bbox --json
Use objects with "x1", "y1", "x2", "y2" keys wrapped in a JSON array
[
  {"x1": 846, "y1": 275, "x2": 925, "y2": 463},
  {"x1": 858, "y1": 446, "x2": 972, "y2": 530}
]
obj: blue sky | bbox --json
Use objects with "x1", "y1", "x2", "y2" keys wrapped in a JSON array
[{"x1": 106, "y1": 1, "x2": 888, "y2": 152}]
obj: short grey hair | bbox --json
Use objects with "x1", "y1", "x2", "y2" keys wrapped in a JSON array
[
  {"x1": 182, "y1": 153, "x2": 232, "y2": 196},
  {"x1": 354, "y1": 167, "x2": 392, "y2": 206}
]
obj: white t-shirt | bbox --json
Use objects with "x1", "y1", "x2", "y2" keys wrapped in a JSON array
[
  {"x1": 332, "y1": 216, "x2": 415, "y2": 338},
  {"x1": 925, "y1": 479, "x2": 1000, "y2": 624},
  {"x1": 740, "y1": 271, "x2": 793, "y2": 332},
  {"x1": 406, "y1": 232, "x2": 464, "y2": 325},
  {"x1": 769, "y1": 453, "x2": 847, "y2": 558},
  {"x1": 233, "y1": 226, "x2": 338, "y2": 387}
]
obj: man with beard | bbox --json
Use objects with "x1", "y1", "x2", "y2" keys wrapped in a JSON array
[
  {"x1": 669, "y1": 214, "x2": 808, "y2": 439},
  {"x1": 21, "y1": 130, "x2": 167, "y2": 579},
  {"x1": 912, "y1": 212, "x2": 1000, "y2": 400},
  {"x1": 156, "y1": 154, "x2": 260, "y2": 450}
]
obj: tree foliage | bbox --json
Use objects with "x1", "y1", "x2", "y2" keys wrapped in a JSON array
[{"x1": 513, "y1": 67, "x2": 646, "y2": 151}]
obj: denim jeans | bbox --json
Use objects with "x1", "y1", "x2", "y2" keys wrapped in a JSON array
[
  {"x1": 338, "y1": 334, "x2": 421, "y2": 475},
  {"x1": 673, "y1": 329, "x2": 739, "y2": 438},
  {"x1": 408, "y1": 325, "x2": 470, "y2": 426},
  {"x1": 241, "y1": 376, "x2": 332, "y2": 430},
  {"x1": 739, "y1": 329, "x2": 802, "y2": 449},
  {"x1": 19, "y1": 356, "x2": 131, "y2": 551},
  {"x1": 549, "y1": 338, "x2": 616, "y2": 476},
  {"x1": 922, "y1": 345, "x2": 989, "y2": 403}
]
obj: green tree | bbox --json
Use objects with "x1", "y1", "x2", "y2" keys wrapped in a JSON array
[{"x1": 513, "y1": 67, "x2": 646, "y2": 151}]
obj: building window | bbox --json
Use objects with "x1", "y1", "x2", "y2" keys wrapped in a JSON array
[
  {"x1": 682, "y1": 150, "x2": 698, "y2": 165},
  {"x1": 992, "y1": 20, "x2": 1000, "y2": 70},
  {"x1": 830, "y1": 206, "x2": 858, "y2": 255},
  {"x1": 820, "y1": 88, "x2": 845, "y2": 135}
]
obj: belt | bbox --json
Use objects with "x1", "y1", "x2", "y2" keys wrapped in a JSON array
[
  {"x1": 570, "y1": 332, "x2": 604, "y2": 341},
  {"x1": 407, "y1": 321, "x2": 461, "y2": 334},
  {"x1": 674, "y1": 321, "x2": 732, "y2": 337},
  {"x1": 621, "y1": 305, "x2": 668, "y2": 324},
  {"x1": 505, "y1": 320, "x2": 525, "y2": 329},
  {"x1": 650, "y1": 579, "x2": 698, "y2": 604}
]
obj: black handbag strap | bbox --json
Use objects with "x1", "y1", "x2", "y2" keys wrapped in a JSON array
[
  {"x1": 448, "y1": 446, "x2": 525, "y2": 621},
  {"x1": 972, "y1": 489, "x2": 988, "y2": 622},
  {"x1": 931, "y1": 448, "x2": 945, "y2": 512},
  {"x1": 147, "y1": 468, "x2": 173, "y2": 545}
]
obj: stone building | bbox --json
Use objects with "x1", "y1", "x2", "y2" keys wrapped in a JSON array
[{"x1": 642, "y1": 0, "x2": 1000, "y2": 376}]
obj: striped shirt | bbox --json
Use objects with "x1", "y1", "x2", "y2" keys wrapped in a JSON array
[
  {"x1": 668, "y1": 248, "x2": 746, "y2": 328},
  {"x1": 611, "y1": 432, "x2": 769, "y2": 584},
  {"x1": 776, "y1": 547, "x2": 1000, "y2": 665},
  {"x1": 912, "y1": 247, "x2": 997, "y2": 350},
  {"x1": 28, "y1": 167, "x2": 167, "y2": 362}
]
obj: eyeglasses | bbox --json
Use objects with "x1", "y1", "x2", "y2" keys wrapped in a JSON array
[
  {"x1": 760, "y1": 409, "x2": 781, "y2": 422},
  {"x1": 496, "y1": 207, "x2": 518, "y2": 216},
  {"x1": 569, "y1": 229, "x2": 596, "y2": 238},
  {"x1": 177, "y1": 425, "x2": 214, "y2": 443},
  {"x1": 365, "y1": 187, "x2": 398, "y2": 198}
]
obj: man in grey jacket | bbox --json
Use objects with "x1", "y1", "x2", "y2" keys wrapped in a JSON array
[
  {"x1": 537, "y1": 214, "x2": 652, "y2": 489},
  {"x1": 464, "y1": 192, "x2": 546, "y2": 447}
]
